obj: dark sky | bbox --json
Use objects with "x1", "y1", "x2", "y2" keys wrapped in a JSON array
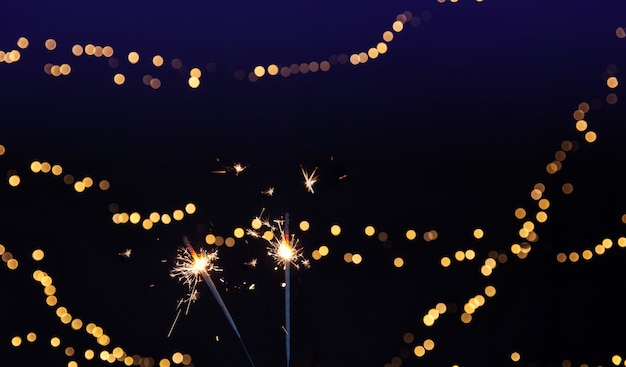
[{"x1": 2, "y1": 1, "x2": 626, "y2": 367}]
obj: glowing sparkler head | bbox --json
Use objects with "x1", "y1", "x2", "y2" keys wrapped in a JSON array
[
  {"x1": 277, "y1": 242, "x2": 294, "y2": 261},
  {"x1": 170, "y1": 246, "x2": 219, "y2": 290}
]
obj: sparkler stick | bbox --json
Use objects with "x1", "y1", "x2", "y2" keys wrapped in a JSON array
[
  {"x1": 284, "y1": 213, "x2": 291, "y2": 367},
  {"x1": 182, "y1": 237, "x2": 256, "y2": 367}
]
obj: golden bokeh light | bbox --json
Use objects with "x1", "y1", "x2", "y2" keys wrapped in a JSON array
[
  {"x1": 128, "y1": 51, "x2": 140, "y2": 64},
  {"x1": 330, "y1": 224, "x2": 341, "y2": 236}
]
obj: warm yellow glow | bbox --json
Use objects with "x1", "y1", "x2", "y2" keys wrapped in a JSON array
[
  {"x1": 128, "y1": 51, "x2": 140, "y2": 64},
  {"x1": 267, "y1": 64, "x2": 279, "y2": 76},
  {"x1": 205, "y1": 234, "x2": 216, "y2": 245},
  {"x1": 188, "y1": 77, "x2": 200, "y2": 88},
  {"x1": 511, "y1": 352, "x2": 521, "y2": 362},
  {"x1": 185, "y1": 203, "x2": 196, "y2": 214},
  {"x1": 364, "y1": 225, "x2": 375, "y2": 236},
  {"x1": 142, "y1": 219, "x2": 153, "y2": 230},
  {"x1": 406, "y1": 229, "x2": 417, "y2": 240},
  {"x1": 383, "y1": 31, "x2": 394, "y2": 42},
  {"x1": 312, "y1": 250, "x2": 321, "y2": 260},
  {"x1": 254, "y1": 66, "x2": 266, "y2": 77},
  {"x1": 234, "y1": 227, "x2": 245, "y2": 238},
  {"x1": 31, "y1": 160, "x2": 42, "y2": 173},
  {"x1": 514, "y1": 208, "x2": 526, "y2": 219},
  {"x1": 8, "y1": 174, "x2": 21, "y2": 187},
  {"x1": 251, "y1": 218, "x2": 262, "y2": 230},
  {"x1": 114, "y1": 73, "x2": 126, "y2": 85},
  {"x1": 393, "y1": 257, "x2": 404, "y2": 268},
  {"x1": 173, "y1": 209, "x2": 184, "y2": 221},
  {"x1": 376, "y1": 42, "x2": 388, "y2": 54},
  {"x1": 607, "y1": 76, "x2": 619, "y2": 88},
  {"x1": 50, "y1": 336, "x2": 61, "y2": 347},
  {"x1": 423, "y1": 339, "x2": 435, "y2": 351},
  {"x1": 392, "y1": 20, "x2": 404, "y2": 32},
  {"x1": 584, "y1": 131, "x2": 597, "y2": 143},
  {"x1": 129, "y1": 212, "x2": 141, "y2": 224},
  {"x1": 17, "y1": 37, "x2": 29, "y2": 49},
  {"x1": 473, "y1": 228, "x2": 484, "y2": 239},
  {"x1": 172, "y1": 352, "x2": 184, "y2": 364},
  {"x1": 45, "y1": 39, "x2": 57, "y2": 50},
  {"x1": 278, "y1": 243, "x2": 294, "y2": 260},
  {"x1": 440, "y1": 256, "x2": 451, "y2": 267},
  {"x1": 413, "y1": 345, "x2": 425, "y2": 357},
  {"x1": 299, "y1": 220, "x2": 310, "y2": 231},
  {"x1": 319, "y1": 245, "x2": 329, "y2": 256},
  {"x1": 330, "y1": 224, "x2": 341, "y2": 236},
  {"x1": 575, "y1": 119, "x2": 588, "y2": 132}
]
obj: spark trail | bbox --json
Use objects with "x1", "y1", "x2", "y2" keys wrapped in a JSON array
[{"x1": 182, "y1": 237, "x2": 256, "y2": 367}]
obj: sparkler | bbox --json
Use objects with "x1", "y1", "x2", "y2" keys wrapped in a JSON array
[
  {"x1": 170, "y1": 237, "x2": 255, "y2": 367},
  {"x1": 259, "y1": 212, "x2": 308, "y2": 367}
]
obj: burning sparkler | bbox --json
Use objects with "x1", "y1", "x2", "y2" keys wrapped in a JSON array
[
  {"x1": 169, "y1": 237, "x2": 255, "y2": 367},
  {"x1": 250, "y1": 211, "x2": 308, "y2": 367}
]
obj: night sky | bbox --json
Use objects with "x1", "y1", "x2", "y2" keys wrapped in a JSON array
[{"x1": 2, "y1": 1, "x2": 626, "y2": 367}]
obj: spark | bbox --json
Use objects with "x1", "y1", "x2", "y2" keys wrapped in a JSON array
[
  {"x1": 233, "y1": 162, "x2": 247, "y2": 176},
  {"x1": 261, "y1": 186, "x2": 275, "y2": 196},
  {"x1": 118, "y1": 248, "x2": 132, "y2": 258},
  {"x1": 246, "y1": 229, "x2": 260, "y2": 238},
  {"x1": 300, "y1": 164, "x2": 319, "y2": 194},
  {"x1": 245, "y1": 258, "x2": 258, "y2": 267}
]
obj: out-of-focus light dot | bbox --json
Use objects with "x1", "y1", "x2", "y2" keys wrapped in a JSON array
[
  {"x1": 128, "y1": 51, "x2": 139, "y2": 64},
  {"x1": 46, "y1": 295, "x2": 58, "y2": 306},
  {"x1": 8, "y1": 174, "x2": 20, "y2": 187},
  {"x1": 50, "y1": 336, "x2": 61, "y2": 347},
  {"x1": 124, "y1": 356, "x2": 134, "y2": 366},
  {"x1": 375, "y1": 43, "x2": 388, "y2": 57},
  {"x1": 188, "y1": 77, "x2": 200, "y2": 88},
  {"x1": 299, "y1": 221, "x2": 310, "y2": 231},
  {"x1": 349, "y1": 54, "x2": 360, "y2": 65},
  {"x1": 114, "y1": 73, "x2": 125, "y2": 85},
  {"x1": 150, "y1": 78, "x2": 161, "y2": 89},
  {"x1": 393, "y1": 257, "x2": 404, "y2": 268},
  {"x1": 612, "y1": 355, "x2": 622, "y2": 365},
  {"x1": 406, "y1": 229, "x2": 417, "y2": 240},
  {"x1": 569, "y1": 252, "x2": 580, "y2": 262},
  {"x1": 142, "y1": 219, "x2": 153, "y2": 230},
  {"x1": 617, "y1": 27, "x2": 626, "y2": 38},
  {"x1": 84, "y1": 349, "x2": 95, "y2": 360},
  {"x1": 368, "y1": 47, "x2": 379, "y2": 59},
  {"x1": 413, "y1": 345, "x2": 425, "y2": 357},
  {"x1": 100, "y1": 351, "x2": 109, "y2": 361},
  {"x1": 118, "y1": 212, "x2": 129, "y2": 224},
  {"x1": 358, "y1": 52, "x2": 368, "y2": 63},
  {"x1": 582, "y1": 249, "x2": 593, "y2": 260},
  {"x1": 225, "y1": 237, "x2": 235, "y2": 247},
  {"x1": 364, "y1": 225, "x2": 375, "y2": 236},
  {"x1": 44, "y1": 285, "x2": 56, "y2": 295},
  {"x1": 454, "y1": 250, "x2": 465, "y2": 261},
  {"x1": 263, "y1": 231, "x2": 273, "y2": 241},
  {"x1": 465, "y1": 249, "x2": 476, "y2": 260},
  {"x1": 205, "y1": 234, "x2": 216, "y2": 245},
  {"x1": 129, "y1": 212, "x2": 141, "y2": 224},
  {"x1": 82, "y1": 177, "x2": 93, "y2": 188},
  {"x1": 603, "y1": 238, "x2": 613, "y2": 249},
  {"x1": 423, "y1": 314, "x2": 434, "y2": 326},
  {"x1": 536, "y1": 211, "x2": 548, "y2": 223},
  {"x1": 31, "y1": 161, "x2": 42, "y2": 173},
  {"x1": 32, "y1": 249, "x2": 45, "y2": 261},
  {"x1": 511, "y1": 352, "x2": 521, "y2": 362},
  {"x1": 7, "y1": 258, "x2": 18, "y2": 270},
  {"x1": 11, "y1": 336, "x2": 22, "y2": 347},
  {"x1": 17, "y1": 37, "x2": 29, "y2": 49},
  {"x1": 585, "y1": 131, "x2": 597, "y2": 143},
  {"x1": 160, "y1": 213, "x2": 171, "y2": 224},
  {"x1": 595, "y1": 244, "x2": 606, "y2": 255},
  {"x1": 383, "y1": 31, "x2": 394, "y2": 42},
  {"x1": 97, "y1": 334, "x2": 110, "y2": 346},
  {"x1": 71, "y1": 318, "x2": 83, "y2": 330},
  {"x1": 149, "y1": 212, "x2": 160, "y2": 223},
  {"x1": 352, "y1": 253, "x2": 362, "y2": 264},
  {"x1": 562, "y1": 183, "x2": 574, "y2": 194},
  {"x1": 172, "y1": 353, "x2": 183, "y2": 364},
  {"x1": 102, "y1": 46, "x2": 114, "y2": 57},
  {"x1": 330, "y1": 224, "x2": 341, "y2": 236},
  {"x1": 607, "y1": 93, "x2": 618, "y2": 105},
  {"x1": 189, "y1": 67, "x2": 202, "y2": 78},
  {"x1": 485, "y1": 285, "x2": 496, "y2": 297},
  {"x1": 0, "y1": 145, "x2": 5, "y2": 155},
  {"x1": 182, "y1": 354, "x2": 192, "y2": 365},
  {"x1": 159, "y1": 358, "x2": 171, "y2": 367},
  {"x1": 184, "y1": 203, "x2": 196, "y2": 214},
  {"x1": 403, "y1": 332, "x2": 414, "y2": 344},
  {"x1": 538, "y1": 199, "x2": 550, "y2": 210},
  {"x1": 152, "y1": 55, "x2": 164, "y2": 67},
  {"x1": 440, "y1": 256, "x2": 451, "y2": 267},
  {"x1": 65, "y1": 346, "x2": 75, "y2": 356},
  {"x1": 556, "y1": 252, "x2": 567, "y2": 263},
  {"x1": 234, "y1": 227, "x2": 245, "y2": 238},
  {"x1": 607, "y1": 76, "x2": 619, "y2": 88},
  {"x1": 423, "y1": 339, "x2": 435, "y2": 351},
  {"x1": 173, "y1": 209, "x2": 184, "y2": 221},
  {"x1": 575, "y1": 119, "x2": 588, "y2": 131},
  {"x1": 618, "y1": 237, "x2": 626, "y2": 247},
  {"x1": 51, "y1": 164, "x2": 63, "y2": 176},
  {"x1": 251, "y1": 218, "x2": 262, "y2": 229},
  {"x1": 378, "y1": 232, "x2": 389, "y2": 242},
  {"x1": 26, "y1": 332, "x2": 37, "y2": 342},
  {"x1": 319, "y1": 245, "x2": 329, "y2": 256},
  {"x1": 392, "y1": 20, "x2": 404, "y2": 32},
  {"x1": 45, "y1": 38, "x2": 57, "y2": 50},
  {"x1": 312, "y1": 250, "x2": 321, "y2": 260},
  {"x1": 254, "y1": 66, "x2": 265, "y2": 77},
  {"x1": 481, "y1": 265, "x2": 492, "y2": 276},
  {"x1": 320, "y1": 60, "x2": 331, "y2": 71},
  {"x1": 473, "y1": 228, "x2": 484, "y2": 239},
  {"x1": 267, "y1": 64, "x2": 279, "y2": 76},
  {"x1": 461, "y1": 313, "x2": 472, "y2": 323},
  {"x1": 515, "y1": 208, "x2": 526, "y2": 219},
  {"x1": 343, "y1": 253, "x2": 352, "y2": 263}
]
